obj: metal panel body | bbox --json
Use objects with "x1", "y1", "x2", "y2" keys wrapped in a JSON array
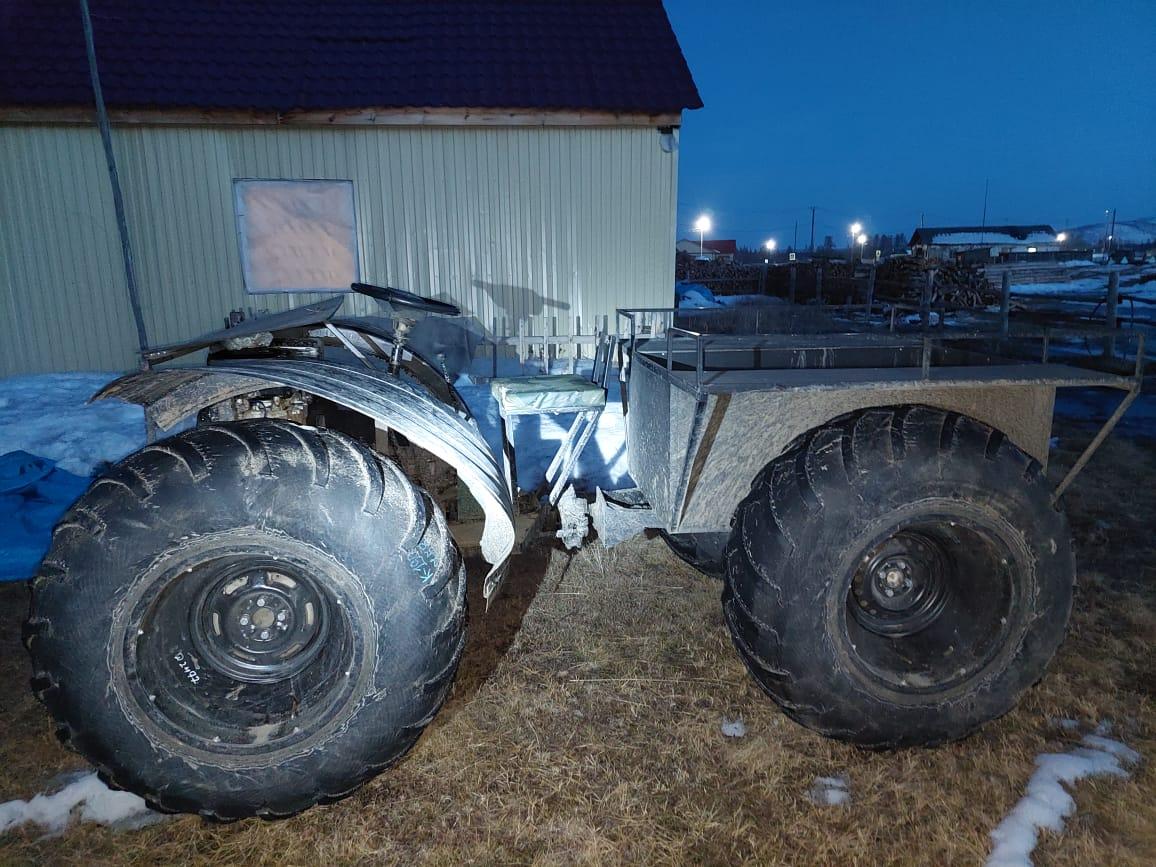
[
  {"x1": 625, "y1": 350, "x2": 1062, "y2": 536},
  {"x1": 0, "y1": 123, "x2": 678, "y2": 374},
  {"x1": 624, "y1": 357, "x2": 673, "y2": 518},
  {"x1": 672, "y1": 382, "x2": 1056, "y2": 533},
  {"x1": 97, "y1": 359, "x2": 516, "y2": 598}
]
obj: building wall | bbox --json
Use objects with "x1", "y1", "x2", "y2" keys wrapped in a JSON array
[{"x1": 0, "y1": 123, "x2": 678, "y2": 374}]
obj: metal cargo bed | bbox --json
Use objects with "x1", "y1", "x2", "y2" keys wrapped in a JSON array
[{"x1": 610, "y1": 307, "x2": 1146, "y2": 537}]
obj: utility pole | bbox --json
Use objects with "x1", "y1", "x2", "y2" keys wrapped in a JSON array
[
  {"x1": 793, "y1": 220, "x2": 798, "y2": 251},
  {"x1": 980, "y1": 178, "x2": 989, "y2": 243},
  {"x1": 809, "y1": 205, "x2": 816, "y2": 252},
  {"x1": 1108, "y1": 208, "x2": 1117, "y2": 254}
]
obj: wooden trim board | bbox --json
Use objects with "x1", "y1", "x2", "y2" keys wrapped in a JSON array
[{"x1": 0, "y1": 105, "x2": 683, "y2": 129}]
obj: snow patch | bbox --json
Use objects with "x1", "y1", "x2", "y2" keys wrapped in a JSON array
[
  {"x1": 678, "y1": 286, "x2": 720, "y2": 309},
  {"x1": 675, "y1": 282, "x2": 788, "y2": 310},
  {"x1": 0, "y1": 772, "x2": 161, "y2": 835},
  {"x1": 924, "y1": 230, "x2": 1058, "y2": 246},
  {"x1": 808, "y1": 775, "x2": 850, "y2": 806},
  {"x1": 900, "y1": 311, "x2": 941, "y2": 326},
  {"x1": 720, "y1": 718, "x2": 747, "y2": 738},
  {"x1": 1011, "y1": 261, "x2": 1156, "y2": 301},
  {"x1": 0, "y1": 374, "x2": 144, "y2": 476},
  {"x1": 986, "y1": 730, "x2": 1140, "y2": 867}
]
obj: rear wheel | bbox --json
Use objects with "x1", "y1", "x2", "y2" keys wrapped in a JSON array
[
  {"x1": 26, "y1": 420, "x2": 464, "y2": 818},
  {"x1": 659, "y1": 531, "x2": 726, "y2": 578},
  {"x1": 723, "y1": 406, "x2": 1074, "y2": 747}
]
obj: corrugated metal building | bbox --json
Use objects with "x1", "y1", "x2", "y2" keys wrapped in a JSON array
[{"x1": 0, "y1": 0, "x2": 701, "y2": 374}]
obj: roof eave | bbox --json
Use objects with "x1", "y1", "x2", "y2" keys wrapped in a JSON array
[{"x1": 0, "y1": 104, "x2": 687, "y2": 128}]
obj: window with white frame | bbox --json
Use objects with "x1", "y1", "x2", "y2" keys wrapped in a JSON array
[{"x1": 233, "y1": 179, "x2": 359, "y2": 294}]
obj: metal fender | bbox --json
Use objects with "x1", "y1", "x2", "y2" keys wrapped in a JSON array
[{"x1": 96, "y1": 359, "x2": 515, "y2": 598}]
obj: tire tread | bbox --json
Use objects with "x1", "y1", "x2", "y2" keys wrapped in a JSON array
[
  {"x1": 723, "y1": 404, "x2": 1074, "y2": 748},
  {"x1": 27, "y1": 419, "x2": 464, "y2": 819}
]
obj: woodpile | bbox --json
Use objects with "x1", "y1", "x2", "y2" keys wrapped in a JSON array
[
  {"x1": 767, "y1": 257, "x2": 995, "y2": 309},
  {"x1": 673, "y1": 252, "x2": 1000, "y2": 309},
  {"x1": 675, "y1": 252, "x2": 762, "y2": 294},
  {"x1": 874, "y1": 258, "x2": 996, "y2": 308}
]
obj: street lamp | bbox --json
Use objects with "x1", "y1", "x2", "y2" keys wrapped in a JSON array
[
  {"x1": 1056, "y1": 232, "x2": 1067, "y2": 243},
  {"x1": 694, "y1": 215, "x2": 712, "y2": 257},
  {"x1": 764, "y1": 238, "x2": 776, "y2": 264},
  {"x1": 856, "y1": 233, "x2": 868, "y2": 261},
  {"x1": 849, "y1": 222, "x2": 863, "y2": 261}
]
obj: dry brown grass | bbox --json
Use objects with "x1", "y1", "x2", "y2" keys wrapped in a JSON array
[{"x1": 1, "y1": 429, "x2": 1153, "y2": 866}]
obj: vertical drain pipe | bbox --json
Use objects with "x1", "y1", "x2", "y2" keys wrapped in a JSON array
[{"x1": 79, "y1": 0, "x2": 150, "y2": 366}]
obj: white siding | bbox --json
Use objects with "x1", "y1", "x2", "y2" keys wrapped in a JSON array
[{"x1": 0, "y1": 123, "x2": 678, "y2": 374}]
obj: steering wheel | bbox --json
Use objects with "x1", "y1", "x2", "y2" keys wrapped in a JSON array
[{"x1": 351, "y1": 282, "x2": 460, "y2": 316}]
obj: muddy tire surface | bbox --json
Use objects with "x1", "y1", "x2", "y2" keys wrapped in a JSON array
[
  {"x1": 26, "y1": 420, "x2": 464, "y2": 819},
  {"x1": 723, "y1": 405, "x2": 1075, "y2": 747}
]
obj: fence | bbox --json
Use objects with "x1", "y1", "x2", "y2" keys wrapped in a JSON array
[{"x1": 479, "y1": 314, "x2": 613, "y2": 376}]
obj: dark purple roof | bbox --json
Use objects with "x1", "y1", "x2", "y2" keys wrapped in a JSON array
[{"x1": 0, "y1": 0, "x2": 702, "y2": 114}]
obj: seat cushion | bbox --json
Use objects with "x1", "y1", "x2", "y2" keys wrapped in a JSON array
[{"x1": 490, "y1": 375, "x2": 606, "y2": 415}]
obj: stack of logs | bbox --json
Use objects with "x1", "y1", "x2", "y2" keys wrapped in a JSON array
[
  {"x1": 674, "y1": 251, "x2": 1000, "y2": 309},
  {"x1": 765, "y1": 258, "x2": 996, "y2": 309},
  {"x1": 675, "y1": 252, "x2": 762, "y2": 294},
  {"x1": 872, "y1": 258, "x2": 996, "y2": 309}
]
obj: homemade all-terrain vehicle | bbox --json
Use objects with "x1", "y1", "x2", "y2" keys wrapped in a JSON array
[{"x1": 25, "y1": 284, "x2": 1146, "y2": 819}]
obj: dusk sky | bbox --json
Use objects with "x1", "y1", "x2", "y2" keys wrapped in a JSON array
[{"x1": 663, "y1": 0, "x2": 1156, "y2": 248}]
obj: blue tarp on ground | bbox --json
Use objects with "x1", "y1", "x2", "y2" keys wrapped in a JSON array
[
  {"x1": 0, "y1": 451, "x2": 89, "y2": 582},
  {"x1": 675, "y1": 282, "x2": 719, "y2": 308}
]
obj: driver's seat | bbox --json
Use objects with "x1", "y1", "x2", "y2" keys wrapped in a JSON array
[{"x1": 490, "y1": 333, "x2": 614, "y2": 507}]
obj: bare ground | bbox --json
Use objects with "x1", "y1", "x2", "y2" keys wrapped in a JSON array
[{"x1": 0, "y1": 429, "x2": 1153, "y2": 866}]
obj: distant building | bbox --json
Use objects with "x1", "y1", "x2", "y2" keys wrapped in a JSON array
[
  {"x1": 676, "y1": 238, "x2": 737, "y2": 262},
  {"x1": 909, "y1": 225, "x2": 1062, "y2": 264}
]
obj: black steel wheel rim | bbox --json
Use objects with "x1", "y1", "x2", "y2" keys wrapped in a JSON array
[
  {"x1": 839, "y1": 513, "x2": 1020, "y2": 696},
  {"x1": 849, "y1": 532, "x2": 951, "y2": 637},
  {"x1": 124, "y1": 546, "x2": 362, "y2": 754},
  {"x1": 190, "y1": 565, "x2": 330, "y2": 684}
]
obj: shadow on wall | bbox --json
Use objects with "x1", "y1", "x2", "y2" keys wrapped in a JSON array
[{"x1": 432, "y1": 280, "x2": 571, "y2": 341}]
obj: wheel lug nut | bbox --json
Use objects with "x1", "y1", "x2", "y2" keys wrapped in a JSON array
[
  {"x1": 257, "y1": 597, "x2": 266, "y2": 607},
  {"x1": 276, "y1": 611, "x2": 287, "y2": 621},
  {"x1": 240, "y1": 616, "x2": 249, "y2": 626},
  {"x1": 260, "y1": 630, "x2": 270, "y2": 640}
]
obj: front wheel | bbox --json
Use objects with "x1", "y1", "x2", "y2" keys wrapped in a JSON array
[
  {"x1": 26, "y1": 420, "x2": 464, "y2": 819},
  {"x1": 723, "y1": 406, "x2": 1074, "y2": 747}
]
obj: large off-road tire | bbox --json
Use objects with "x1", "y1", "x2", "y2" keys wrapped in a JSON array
[
  {"x1": 723, "y1": 406, "x2": 1074, "y2": 747},
  {"x1": 25, "y1": 420, "x2": 464, "y2": 819}
]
